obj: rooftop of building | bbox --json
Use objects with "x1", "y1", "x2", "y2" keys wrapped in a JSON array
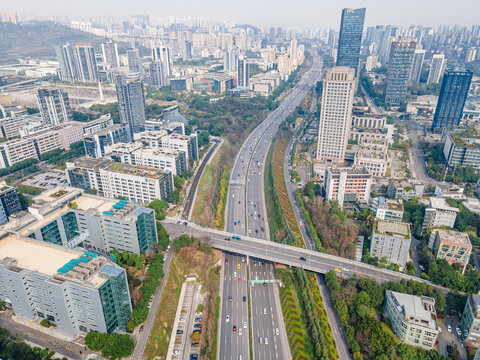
[
  {"x1": 0, "y1": 235, "x2": 109, "y2": 288},
  {"x1": 428, "y1": 197, "x2": 460, "y2": 213},
  {"x1": 351, "y1": 110, "x2": 386, "y2": 119},
  {"x1": 87, "y1": 124, "x2": 127, "y2": 137},
  {"x1": 386, "y1": 290, "x2": 437, "y2": 330},
  {"x1": 375, "y1": 219, "x2": 410, "y2": 238},
  {"x1": 446, "y1": 127, "x2": 480, "y2": 148},
  {"x1": 327, "y1": 165, "x2": 371, "y2": 176},
  {"x1": 435, "y1": 229, "x2": 471, "y2": 247},
  {"x1": 355, "y1": 150, "x2": 389, "y2": 160},
  {"x1": 108, "y1": 162, "x2": 169, "y2": 179},
  {"x1": 136, "y1": 130, "x2": 169, "y2": 139},
  {"x1": 109, "y1": 142, "x2": 142, "y2": 153},
  {"x1": 375, "y1": 197, "x2": 404, "y2": 212}
]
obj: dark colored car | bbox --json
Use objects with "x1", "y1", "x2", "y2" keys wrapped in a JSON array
[
  {"x1": 233, "y1": 326, "x2": 237, "y2": 333},
  {"x1": 176, "y1": 329, "x2": 183, "y2": 334},
  {"x1": 243, "y1": 296, "x2": 246, "y2": 302},
  {"x1": 194, "y1": 324, "x2": 202, "y2": 329},
  {"x1": 299, "y1": 257, "x2": 307, "y2": 261}
]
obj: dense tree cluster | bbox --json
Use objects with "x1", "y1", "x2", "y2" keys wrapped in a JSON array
[
  {"x1": 84, "y1": 332, "x2": 134, "y2": 360},
  {"x1": 0, "y1": 327, "x2": 59, "y2": 360},
  {"x1": 325, "y1": 272, "x2": 446, "y2": 360},
  {"x1": 305, "y1": 197, "x2": 357, "y2": 258}
]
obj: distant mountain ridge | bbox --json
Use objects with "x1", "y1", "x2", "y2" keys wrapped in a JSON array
[{"x1": 0, "y1": 21, "x2": 106, "y2": 63}]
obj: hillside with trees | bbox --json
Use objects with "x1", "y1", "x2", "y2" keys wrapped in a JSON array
[{"x1": 0, "y1": 21, "x2": 106, "y2": 62}]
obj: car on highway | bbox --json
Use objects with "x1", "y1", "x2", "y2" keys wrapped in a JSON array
[
  {"x1": 275, "y1": 328, "x2": 279, "y2": 336},
  {"x1": 195, "y1": 312, "x2": 202, "y2": 316},
  {"x1": 237, "y1": 264, "x2": 241, "y2": 269},
  {"x1": 238, "y1": 355, "x2": 243, "y2": 360},
  {"x1": 224, "y1": 237, "x2": 231, "y2": 241},
  {"x1": 194, "y1": 324, "x2": 202, "y2": 329},
  {"x1": 239, "y1": 328, "x2": 242, "y2": 335},
  {"x1": 195, "y1": 317, "x2": 202, "y2": 322},
  {"x1": 233, "y1": 326, "x2": 237, "y2": 333},
  {"x1": 234, "y1": 272, "x2": 236, "y2": 278},
  {"x1": 263, "y1": 307, "x2": 267, "y2": 315},
  {"x1": 265, "y1": 337, "x2": 269, "y2": 345},
  {"x1": 263, "y1": 281, "x2": 267, "y2": 286},
  {"x1": 243, "y1": 296, "x2": 246, "y2": 302},
  {"x1": 179, "y1": 318, "x2": 185, "y2": 322},
  {"x1": 173, "y1": 350, "x2": 180, "y2": 355},
  {"x1": 228, "y1": 296, "x2": 232, "y2": 302},
  {"x1": 299, "y1": 257, "x2": 307, "y2": 261},
  {"x1": 243, "y1": 321, "x2": 247, "y2": 328},
  {"x1": 226, "y1": 315, "x2": 230, "y2": 322},
  {"x1": 238, "y1": 277, "x2": 242, "y2": 282},
  {"x1": 259, "y1": 337, "x2": 263, "y2": 344},
  {"x1": 177, "y1": 329, "x2": 183, "y2": 334},
  {"x1": 342, "y1": 267, "x2": 349, "y2": 272},
  {"x1": 189, "y1": 355, "x2": 198, "y2": 360}
]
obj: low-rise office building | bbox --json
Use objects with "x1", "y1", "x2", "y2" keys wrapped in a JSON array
[
  {"x1": 428, "y1": 228, "x2": 471, "y2": 274},
  {"x1": 0, "y1": 235, "x2": 131, "y2": 338},
  {"x1": 371, "y1": 197, "x2": 404, "y2": 221},
  {"x1": 353, "y1": 150, "x2": 390, "y2": 177},
  {"x1": 324, "y1": 166, "x2": 372, "y2": 209},
  {"x1": 66, "y1": 157, "x2": 173, "y2": 204},
  {"x1": 109, "y1": 143, "x2": 187, "y2": 176},
  {"x1": 422, "y1": 197, "x2": 459, "y2": 232},
  {"x1": 442, "y1": 127, "x2": 480, "y2": 168},
  {"x1": 24, "y1": 187, "x2": 157, "y2": 255},
  {"x1": 387, "y1": 180, "x2": 424, "y2": 200},
  {"x1": 76, "y1": 114, "x2": 114, "y2": 135},
  {"x1": 370, "y1": 219, "x2": 411, "y2": 267},
  {"x1": 135, "y1": 130, "x2": 198, "y2": 161},
  {"x1": 434, "y1": 184, "x2": 465, "y2": 199},
  {"x1": 83, "y1": 124, "x2": 130, "y2": 159},
  {"x1": 351, "y1": 111, "x2": 386, "y2": 129},
  {"x1": 461, "y1": 294, "x2": 480, "y2": 346},
  {"x1": 384, "y1": 290, "x2": 439, "y2": 350}
]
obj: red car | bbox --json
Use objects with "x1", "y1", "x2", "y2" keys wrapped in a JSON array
[
  {"x1": 238, "y1": 277, "x2": 242, "y2": 283},
  {"x1": 233, "y1": 326, "x2": 237, "y2": 333}
]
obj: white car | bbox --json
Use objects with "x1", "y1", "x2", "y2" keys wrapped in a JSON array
[
  {"x1": 342, "y1": 267, "x2": 349, "y2": 272},
  {"x1": 179, "y1": 318, "x2": 185, "y2": 322},
  {"x1": 265, "y1": 337, "x2": 269, "y2": 345},
  {"x1": 275, "y1": 328, "x2": 279, "y2": 336},
  {"x1": 226, "y1": 315, "x2": 230, "y2": 322},
  {"x1": 239, "y1": 329, "x2": 242, "y2": 335},
  {"x1": 263, "y1": 308, "x2": 267, "y2": 315},
  {"x1": 243, "y1": 321, "x2": 247, "y2": 328},
  {"x1": 456, "y1": 327, "x2": 462, "y2": 336},
  {"x1": 447, "y1": 324, "x2": 452, "y2": 332},
  {"x1": 173, "y1": 350, "x2": 180, "y2": 355}
]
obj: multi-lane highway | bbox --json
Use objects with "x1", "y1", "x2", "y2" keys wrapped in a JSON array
[
  {"x1": 162, "y1": 219, "x2": 453, "y2": 296},
  {"x1": 219, "y1": 50, "x2": 323, "y2": 360}
]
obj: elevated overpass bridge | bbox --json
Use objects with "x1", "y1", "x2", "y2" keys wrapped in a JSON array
[{"x1": 162, "y1": 219, "x2": 451, "y2": 295}]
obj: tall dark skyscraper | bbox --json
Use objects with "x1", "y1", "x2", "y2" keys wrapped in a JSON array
[
  {"x1": 384, "y1": 38, "x2": 416, "y2": 105},
  {"x1": 336, "y1": 8, "x2": 366, "y2": 73},
  {"x1": 431, "y1": 70, "x2": 473, "y2": 133},
  {"x1": 115, "y1": 74, "x2": 146, "y2": 137}
]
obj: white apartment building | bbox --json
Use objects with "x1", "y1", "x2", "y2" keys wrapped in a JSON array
[
  {"x1": 384, "y1": 290, "x2": 439, "y2": 350},
  {"x1": 427, "y1": 54, "x2": 446, "y2": 85},
  {"x1": 422, "y1": 197, "x2": 459, "y2": 232},
  {"x1": 74, "y1": 114, "x2": 114, "y2": 135},
  {"x1": 354, "y1": 150, "x2": 391, "y2": 177},
  {"x1": 66, "y1": 157, "x2": 173, "y2": 204},
  {"x1": 370, "y1": 219, "x2": 411, "y2": 267},
  {"x1": 0, "y1": 138, "x2": 38, "y2": 168},
  {"x1": 109, "y1": 143, "x2": 187, "y2": 176},
  {"x1": 324, "y1": 166, "x2": 372, "y2": 209},
  {"x1": 316, "y1": 67, "x2": 355, "y2": 163},
  {"x1": 54, "y1": 125, "x2": 84, "y2": 150},
  {"x1": 135, "y1": 131, "x2": 198, "y2": 161}
]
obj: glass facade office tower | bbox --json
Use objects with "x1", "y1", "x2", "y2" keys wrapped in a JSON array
[
  {"x1": 336, "y1": 8, "x2": 366, "y2": 74},
  {"x1": 384, "y1": 38, "x2": 416, "y2": 105},
  {"x1": 431, "y1": 70, "x2": 473, "y2": 133},
  {"x1": 115, "y1": 74, "x2": 146, "y2": 137}
]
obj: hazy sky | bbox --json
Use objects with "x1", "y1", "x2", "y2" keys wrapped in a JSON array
[{"x1": 10, "y1": 0, "x2": 480, "y2": 28}]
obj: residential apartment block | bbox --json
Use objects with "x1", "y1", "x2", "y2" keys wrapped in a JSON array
[
  {"x1": 371, "y1": 197, "x2": 404, "y2": 221},
  {"x1": 83, "y1": 124, "x2": 130, "y2": 159},
  {"x1": 428, "y1": 229, "x2": 471, "y2": 273},
  {"x1": 387, "y1": 180, "x2": 424, "y2": 200},
  {"x1": 422, "y1": 197, "x2": 459, "y2": 232},
  {"x1": 384, "y1": 290, "x2": 439, "y2": 350},
  {"x1": 324, "y1": 166, "x2": 372, "y2": 209},
  {"x1": 66, "y1": 158, "x2": 173, "y2": 203},
  {"x1": 370, "y1": 219, "x2": 411, "y2": 267}
]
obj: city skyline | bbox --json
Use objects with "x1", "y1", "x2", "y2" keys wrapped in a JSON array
[{"x1": 6, "y1": 0, "x2": 480, "y2": 28}]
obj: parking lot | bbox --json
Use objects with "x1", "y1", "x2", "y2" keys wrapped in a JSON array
[
  {"x1": 438, "y1": 314, "x2": 467, "y2": 359},
  {"x1": 21, "y1": 171, "x2": 67, "y2": 190},
  {"x1": 168, "y1": 279, "x2": 204, "y2": 360}
]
